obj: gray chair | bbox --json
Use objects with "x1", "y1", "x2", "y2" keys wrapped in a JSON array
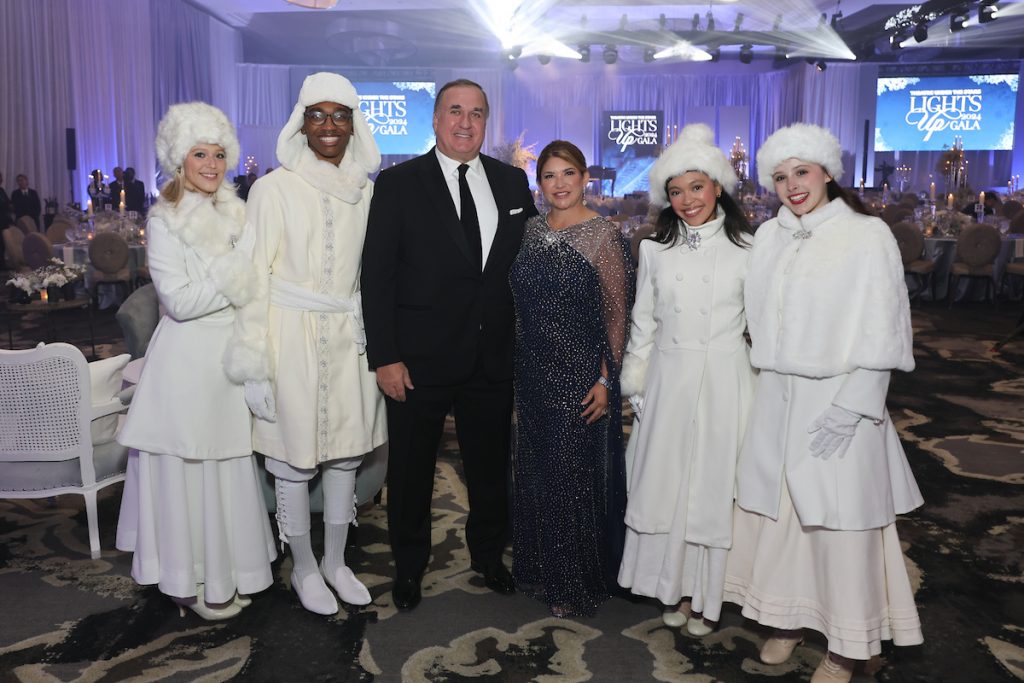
[
  {"x1": 16, "y1": 215, "x2": 37, "y2": 235},
  {"x1": 0, "y1": 343, "x2": 130, "y2": 558},
  {"x1": 891, "y1": 222, "x2": 935, "y2": 301},
  {"x1": 949, "y1": 224, "x2": 1001, "y2": 307},
  {"x1": 3, "y1": 226, "x2": 26, "y2": 270},
  {"x1": 115, "y1": 283, "x2": 160, "y2": 359},
  {"x1": 88, "y1": 232, "x2": 132, "y2": 308},
  {"x1": 21, "y1": 232, "x2": 53, "y2": 269}
]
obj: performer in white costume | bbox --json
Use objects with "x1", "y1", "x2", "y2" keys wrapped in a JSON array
[
  {"x1": 233, "y1": 72, "x2": 387, "y2": 615},
  {"x1": 723, "y1": 124, "x2": 923, "y2": 683},
  {"x1": 117, "y1": 102, "x2": 276, "y2": 620},
  {"x1": 617, "y1": 124, "x2": 755, "y2": 636}
]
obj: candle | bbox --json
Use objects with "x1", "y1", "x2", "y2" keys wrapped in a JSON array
[
  {"x1": 86, "y1": 199, "x2": 93, "y2": 216},
  {"x1": 859, "y1": 178, "x2": 865, "y2": 192},
  {"x1": 947, "y1": 193, "x2": 954, "y2": 210},
  {"x1": 120, "y1": 189, "x2": 125, "y2": 204},
  {"x1": 929, "y1": 182, "x2": 936, "y2": 203},
  {"x1": 119, "y1": 201, "x2": 126, "y2": 216},
  {"x1": 40, "y1": 289, "x2": 48, "y2": 303},
  {"x1": 979, "y1": 190, "x2": 985, "y2": 205}
]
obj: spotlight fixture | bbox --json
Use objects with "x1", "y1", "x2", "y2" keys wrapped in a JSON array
[
  {"x1": 739, "y1": 43, "x2": 753, "y2": 64},
  {"x1": 830, "y1": 12, "x2": 843, "y2": 29},
  {"x1": 773, "y1": 14, "x2": 783, "y2": 30},
  {"x1": 537, "y1": 54, "x2": 551, "y2": 65},
  {"x1": 706, "y1": 11, "x2": 715, "y2": 32},
  {"x1": 979, "y1": 0, "x2": 998, "y2": 23},
  {"x1": 816, "y1": 60, "x2": 827, "y2": 71},
  {"x1": 913, "y1": 19, "x2": 928, "y2": 42},
  {"x1": 619, "y1": 13, "x2": 628, "y2": 30},
  {"x1": 734, "y1": 13, "x2": 744, "y2": 31},
  {"x1": 658, "y1": 13, "x2": 667, "y2": 30},
  {"x1": 643, "y1": 48, "x2": 656, "y2": 63},
  {"x1": 890, "y1": 30, "x2": 906, "y2": 49},
  {"x1": 709, "y1": 48, "x2": 720, "y2": 62},
  {"x1": 949, "y1": 7, "x2": 969, "y2": 31},
  {"x1": 819, "y1": 13, "x2": 827, "y2": 26},
  {"x1": 503, "y1": 50, "x2": 519, "y2": 70},
  {"x1": 578, "y1": 44, "x2": 590, "y2": 63},
  {"x1": 603, "y1": 44, "x2": 618, "y2": 64},
  {"x1": 692, "y1": 13, "x2": 701, "y2": 30}
]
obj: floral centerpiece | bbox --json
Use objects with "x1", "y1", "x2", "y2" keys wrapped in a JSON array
[
  {"x1": 6, "y1": 258, "x2": 87, "y2": 302},
  {"x1": 930, "y1": 209, "x2": 973, "y2": 237},
  {"x1": 490, "y1": 132, "x2": 538, "y2": 173}
]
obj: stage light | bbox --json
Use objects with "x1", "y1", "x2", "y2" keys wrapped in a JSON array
[
  {"x1": 619, "y1": 13, "x2": 628, "y2": 30},
  {"x1": 643, "y1": 48, "x2": 655, "y2": 63},
  {"x1": 653, "y1": 41, "x2": 713, "y2": 62},
  {"x1": 503, "y1": 50, "x2": 519, "y2": 70},
  {"x1": 578, "y1": 45, "x2": 590, "y2": 63},
  {"x1": 816, "y1": 60, "x2": 827, "y2": 71},
  {"x1": 692, "y1": 13, "x2": 701, "y2": 30},
  {"x1": 734, "y1": 13, "x2": 744, "y2": 31},
  {"x1": 739, "y1": 43, "x2": 753, "y2": 64},
  {"x1": 658, "y1": 13, "x2": 667, "y2": 30},
  {"x1": 537, "y1": 54, "x2": 550, "y2": 65},
  {"x1": 709, "y1": 48, "x2": 720, "y2": 62},
  {"x1": 950, "y1": 8, "x2": 969, "y2": 31},
  {"x1": 913, "y1": 19, "x2": 928, "y2": 42},
  {"x1": 603, "y1": 45, "x2": 618, "y2": 64},
  {"x1": 819, "y1": 13, "x2": 827, "y2": 26},
  {"x1": 773, "y1": 14, "x2": 783, "y2": 30},
  {"x1": 706, "y1": 12, "x2": 715, "y2": 32},
  {"x1": 830, "y1": 12, "x2": 843, "y2": 29},
  {"x1": 890, "y1": 30, "x2": 906, "y2": 49},
  {"x1": 979, "y1": 0, "x2": 998, "y2": 23}
]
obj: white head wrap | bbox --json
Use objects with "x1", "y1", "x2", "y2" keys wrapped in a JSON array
[
  {"x1": 756, "y1": 123, "x2": 843, "y2": 189},
  {"x1": 276, "y1": 72, "x2": 381, "y2": 179},
  {"x1": 648, "y1": 124, "x2": 738, "y2": 207},
  {"x1": 155, "y1": 102, "x2": 240, "y2": 177}
]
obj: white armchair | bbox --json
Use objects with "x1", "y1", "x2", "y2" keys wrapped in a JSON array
[{"x1": 0, "y1": 343, "x2": 130, "y2": 559}]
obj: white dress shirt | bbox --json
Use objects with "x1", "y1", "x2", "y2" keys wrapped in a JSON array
[{"x1": 435, "y1": 149, "x2": 499, "y2": 268}]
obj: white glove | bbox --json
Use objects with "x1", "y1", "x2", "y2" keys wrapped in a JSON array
[
  {"x1": 807, "y1": 404, "x2": 860, "y2": 460},
  {"x1": 628, "y1": 394, "x2": 645, "y2": 421},
  {"x1": 244, "y1": 379, "x2": 277, "y2": 422}
]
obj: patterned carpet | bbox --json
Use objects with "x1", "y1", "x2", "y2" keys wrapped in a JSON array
[{"x1": 1, "y1": 303, "x2": 1022, "y2": 682}]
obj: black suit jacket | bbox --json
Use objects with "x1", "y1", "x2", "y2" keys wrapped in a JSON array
[
  {"x1": 362, "y1": 149, "x2": 538, "y2": 386},
  {"x1": 11, "y1": 188, "x2": 41, "y2": 224},
  {"x1": 125, "y1": 179, "x2": 146, "y2": 213}
]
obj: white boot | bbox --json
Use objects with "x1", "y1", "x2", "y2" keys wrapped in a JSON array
[
  {"x1": 275, "y1": 477, "x2": 338, "y2": 615},
  {"x1": 321, "y1": 458, "x2": 372, "y2": 606}
]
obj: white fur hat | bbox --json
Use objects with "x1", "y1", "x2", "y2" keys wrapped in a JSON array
[
  {"x1": 155, "y1": 102, "x2": 240, "y2": 177},
  {"x1": 756, "y1": 123, "x2": 843, "y2": 189},
  {"x1": 648, "y1": 124, "x2": 738, "y2": 206},
  {"x1": 276, "y1": 71, "x2": 381, "y2": 176}
]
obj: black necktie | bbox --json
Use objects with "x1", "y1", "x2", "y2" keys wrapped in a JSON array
[{"x1": 458, "y1": 163, "x2": 482, "y2": 267}]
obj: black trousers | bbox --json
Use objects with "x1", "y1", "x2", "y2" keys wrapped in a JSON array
[{"x1": 384, "y1": 368, "x2": 513, "y2": 580}]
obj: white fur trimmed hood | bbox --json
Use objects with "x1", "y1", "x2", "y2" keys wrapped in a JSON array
[
  {"x1": 276, "y1": 71, "x2": 381, "y2": 204},
  {"x1": 649, "y1": 124, "x2": 738, "y2": 206}
]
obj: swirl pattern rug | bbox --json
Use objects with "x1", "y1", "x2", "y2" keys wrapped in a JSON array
[{"x1": 1, "y1": 305, "x2": 1022, "y2": 682}]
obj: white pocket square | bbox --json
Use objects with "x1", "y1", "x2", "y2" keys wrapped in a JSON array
[{"x1": 509, "y1": 207, "x2": 524, "y2": 215}]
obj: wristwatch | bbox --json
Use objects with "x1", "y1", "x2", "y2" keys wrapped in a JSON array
[{"x1": 597, "y1": 375, "x2": 611, "y2": 388}]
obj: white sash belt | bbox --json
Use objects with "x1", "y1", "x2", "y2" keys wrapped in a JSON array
[{"x1": 269, "y1": 276, "x2": 366, "y2": 354}]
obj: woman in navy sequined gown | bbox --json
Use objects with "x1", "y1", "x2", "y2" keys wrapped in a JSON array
[{"x1": 510, "y1": 141, "x2": 633, "y2": 617}]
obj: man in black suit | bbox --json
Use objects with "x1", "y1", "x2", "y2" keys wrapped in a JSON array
[
  {"x1": 11, "y1": 174, "x2": 41, "y2": 230},
  {"x1": 123, "y1": 167, "x2": 146, "y2": 214},
  {"x1": 362, "y1": 79, "x2": 538, "y2": 611}
]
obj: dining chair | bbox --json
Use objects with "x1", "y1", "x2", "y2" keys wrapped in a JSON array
[
  {"x1": 3, "y1": 226, "x2": 26, "y2": 270},
  {"x1": 0, "y1": 343, "x2": 130, "y2": 559},
  {"x1": 16, "y1": 215, "x2": 38, "y2": 235},
  {"x1": 115, "y1": 283, "x2": 159, "y2": 359},
  {"x1": 1011, "y1": 212, "x2": 1024, "y2": 232},
  {"x1": 890, "y1": 222, "x2": 936, "y2": 302},
  {"x1": 22, "y1": 232, "x2": 53, "y2": 269},
  {"x1": 949, "y1": 224, "x2": 1001, "y2": 307},
  {"x1": 46, "y1": 218, "x2": 73, "y2": 244},
  {"x1": 1001, "y1": 200, "x2": 1022, "y2": 221},
  {"x1": 87, "y1": 232, "x2": 132, "y2": 309},
  {"x1": 882, "y1": 205, "x2": 912, "y2": 227}
]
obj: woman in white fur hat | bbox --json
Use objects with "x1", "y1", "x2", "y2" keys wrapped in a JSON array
[
  {"x1": 617, "y1": 124, "x2": 755, "y2": 636},
  {"x1": 116, "y1": 102, "x2": 276, "y2": 619},
  {"x1": 723, "y1": 123, "x2": 923, "y2": 682},
  {"x1": 232, "y1": 72, "x2": 386, "y2": 615}
]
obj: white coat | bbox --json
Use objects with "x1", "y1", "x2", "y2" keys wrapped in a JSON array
[
  {"x1": 736, "y1": 199, "x2": 923, "y2": 531},
  {"x1": 118, "y1": 187, "x2": 258, "y2": 459},
  {"x1": 237, "y1": 164, "x2": 387, "y2": 468},
  {"x1": 620, "y1": 214, "x2": 756, "y2": 548}
]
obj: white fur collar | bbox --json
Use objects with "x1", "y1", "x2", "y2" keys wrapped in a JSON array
[
  {"x1": 776, "y1": 196, "x2": 846, "y2": 234},
  {"x1": 681, "y1": 206, "x2": 726, "y2": 242},
  {"x1": 290, "y1": 145, "x2": 368, "y2": 204},
  {"x1": 148, "y1": 184, "x2": 245, "y2": 261}
]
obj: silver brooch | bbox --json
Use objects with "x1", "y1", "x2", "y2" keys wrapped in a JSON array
[
  {"x1": 685, "y1": 231, "x2": 701, "y2": 251},
  {"x1": 793, "y1": 228, "x2": 812, "y2": 240}
]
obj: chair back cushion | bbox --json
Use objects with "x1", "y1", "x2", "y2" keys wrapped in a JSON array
[
  {"x1": 115, "y1": 284, "x2": 160, "y2": 359},
  {"x1": 890, "y1": 222, "x2": 924, "y2": 266},
  {"x1": 3, "y1": 226, "x2": 25, "y2": 268},
  {"x1": 1011, "y1": 210, "x2": 1024, "y2": 231},
  {"x1": 88, "y1": 232, "x2": 130, "y2": 273},
  {"x1": 1001, "y1": 200, "x2": 1021, "y2": 219},
  {"x1": 45, "y1": 221, "x2": 69, "y2": 244},
  {"x1": 16, "y1": 216, "x2": 37, "y2": 234},
  {"x1": 956, "y1": 224, "x2": 1001, "y2": 267},
  {"x1": 22, "y1": 232, "x2": 53, "y2": 269}
]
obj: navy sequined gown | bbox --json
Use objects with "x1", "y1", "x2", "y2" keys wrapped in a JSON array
[{"x1": 510, "y1": 214, "x2": 633, "y2": 616}]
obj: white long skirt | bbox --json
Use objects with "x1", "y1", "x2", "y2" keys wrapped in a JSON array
[
  {"x1": 117, "y1": 451, "x2": 277, "y2": 603},
  {"x1": 722, "y1": 484, "x2": 923, "y2": 660},
  {"x1": 619, "y1": 530, "x2": 728, "y2": 621}
]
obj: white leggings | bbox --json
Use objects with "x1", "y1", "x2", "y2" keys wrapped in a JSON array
[{"x1": 268, "y1": 456, "x2": 363, "y2": 536}]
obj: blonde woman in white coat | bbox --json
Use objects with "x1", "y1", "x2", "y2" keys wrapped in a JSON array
[
  {"x1": 723, "y1": 124, "x2": 923, "y2": 683},
  {"x1": 618, "y1": 124, "x2": 755, "y2": 636},
  {"x1": 232, "y1": 72, "x2": 387, "y2": 616},
  {"x1": 117, "y1": 103, "x2": 276, "y2": 619}
]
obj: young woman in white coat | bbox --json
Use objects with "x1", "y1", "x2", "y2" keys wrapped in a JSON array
[
  {"x1": 723, "y1": 123, "x2": 923, "y2": 683},
  {"x1": 117, "y1": 103, "x2": 276, "y2": 619},
  {"x1": 617, "y1": 124, "x2": 755, "y2": 636}
]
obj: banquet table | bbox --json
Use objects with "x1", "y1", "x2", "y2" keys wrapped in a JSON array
[{"x1": 917, "y1": 234, "x2": 1024, "y2": 302}]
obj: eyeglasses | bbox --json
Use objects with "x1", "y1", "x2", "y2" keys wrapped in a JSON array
[{"x1": 303, "y1": 109, "x2": 353, "y2": 125}]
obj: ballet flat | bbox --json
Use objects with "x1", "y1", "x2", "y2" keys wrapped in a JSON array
[{"x1": 760, "y1": 635, "x2": 804, "y2": 665}]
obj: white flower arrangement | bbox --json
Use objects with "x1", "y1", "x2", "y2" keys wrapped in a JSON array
[
  {"x1": 6, "y1": 273, "x2": 40, "y2": 295},
  {"x1": 6, "y1": 258, "x2": 86, "y2": 295}
]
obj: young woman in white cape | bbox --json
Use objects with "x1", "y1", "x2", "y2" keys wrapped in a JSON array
[{"x1": 723, "y1": 123, "x2": 923, "y2": 683}]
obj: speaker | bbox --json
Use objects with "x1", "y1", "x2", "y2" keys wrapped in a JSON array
[{"x1": 65, "y1": 128, "x2": 77, "y2": 171}]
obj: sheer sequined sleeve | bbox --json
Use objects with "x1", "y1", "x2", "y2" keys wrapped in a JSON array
[{"x1": 592, "y1": 222, "x2": 634, "y2": 371}]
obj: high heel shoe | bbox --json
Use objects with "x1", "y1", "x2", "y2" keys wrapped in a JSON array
[
  {"x1": 760, "y1": 633, "x2": 804, "y2": 665},
  {"x1": 320, "y1": 559, "x2": 372, "y2": 606},
  {"x1": 174, "y1": 586, "x2": 243, "y2": 621}
]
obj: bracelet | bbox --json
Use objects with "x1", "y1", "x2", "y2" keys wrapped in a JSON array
[{"x1": 597, "y1": 375, "x2": 610, "y2": 388}]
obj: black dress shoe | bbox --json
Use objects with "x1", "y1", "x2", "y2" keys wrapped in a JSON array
[
  {"x1": 471, "y1": 561, "x2": 515, "y2": 595},
  {"x1": 392, "y1": 576, "x2": 422, "y2": 611}
]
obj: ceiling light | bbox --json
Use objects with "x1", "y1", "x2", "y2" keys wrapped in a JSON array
[
  {"x1": 819, "y1": 13, "x2": 827, "y2": 26},
  {"x1": 603, "y1": 45, "x2": 618, "y2": 64},
  {"x1": 816, "y1": 60, "x2": 828, "y2": 71},
  {"x1": 658, "y1": 13, "x2": 667, "y2": 30},
  {"x1": 537, "y1": 54, "x2": 551, "y2": 65},
  {"x1": 734, "y1": 13, "x2": 744, "y2": 31},
  {"x1": 653, "y1": 42, "x2": 714, "y2": 62},
  {"x1": 979, "y1": 0, "x2": 998, "y2": 23},
  {"x1": 739, "y1": 43, "x2": 753, "y2": 64},
  {"x1": 773, "y1": 14, "x2": 783, "y2": 30},
  {"x1": 709, "y1": 48, "x2": 720, "y2": 62},
  {"x1": 578, "y1": 45, "x2": 590, "y2": 63},
  {"x1": 830, "y1": 12, "x2": 843, "y2": 29},
  {"x1": 692, "y1": 13, "x2": 701, "y2": 30},
  {"x1": 913, "y1": 19, "x2": 928, "y2": 42},
  {"x1": 950, "y1": 8, "x2": 969, "y2": 31},
  {"x1": 890, "y1": 30, "x2": 906, "y2": 49},
  {"x1": 643, "y1": 48, "x2": 655, "y2": 63},
  {"x1": 706, "y1": 12, "x2": 715, "y2": 32}
]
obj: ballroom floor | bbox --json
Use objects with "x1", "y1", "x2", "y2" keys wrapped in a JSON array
[{"x1": 0, "y1": 302, "x2": 1022, "y2": 682}]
